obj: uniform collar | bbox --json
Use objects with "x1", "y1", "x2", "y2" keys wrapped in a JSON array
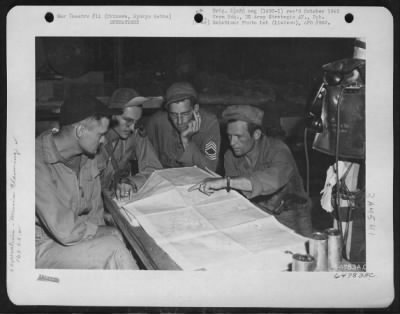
[
  {"x1": 244, "y1": 135, "x2": 268, "y2": 167},
  {"x1": 41, "y1": 129, "x2": 65, "y2": 164},
  {"x1": 41, "y1": 129, "x2": 100, "y2": 177}
]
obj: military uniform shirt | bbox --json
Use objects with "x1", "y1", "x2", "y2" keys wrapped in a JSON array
[
  {"x1": 35, "y1": 129, "x2": 104, "y2": 246},
  {"x1": 97, "y1": 129, "x2": 163, "y2": 191},
  {"x1": 224, "y1": 135, "x2": 309, "y2": 205},
  {"x1": 146, "y1": 109, "x2": 220, "y2": 171},
  {"x1": 224, "y1": 135, "x2": 313, "y2": 237}
]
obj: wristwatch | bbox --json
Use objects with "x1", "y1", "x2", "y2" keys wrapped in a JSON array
[{"x1": 226, "y1": 176, "x2": 231, "y2": 192}]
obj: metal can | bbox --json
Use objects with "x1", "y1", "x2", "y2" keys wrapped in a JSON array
[
  {"x1": 326, "y1": 228, "x2": 343, "y2": 271},
  {"x1": 292, "y1": 254, "x2": 315, "y2": 272},
  {"x1": 310, "y1": 232, "x2": 328, "y2": 271}
]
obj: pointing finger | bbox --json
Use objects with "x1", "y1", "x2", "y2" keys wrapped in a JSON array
[
  {"x1": 198, "y1": 189, "x2": 211, "y2": 196},
  {"x1": 188, "y1": 183, "x2": 201, "y2": 192}
]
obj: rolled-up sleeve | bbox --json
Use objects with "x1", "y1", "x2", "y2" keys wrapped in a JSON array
[
  {"x1": 35, "y1": 160, "x2": 98, "y2": 246},
  {"x1": 225, "y1": 146, "x2": 294, "y2": 199},
  {"x1": 245, "y1": 151, "x2": 294, "y2": 198}
]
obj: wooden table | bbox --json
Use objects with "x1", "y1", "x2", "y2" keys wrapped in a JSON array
[{"x1": 102, "y1": 191, "x2": 181, "y2": 270}]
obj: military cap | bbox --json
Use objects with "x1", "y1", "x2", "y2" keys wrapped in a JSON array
[
  {"x1": 222, "y1": 105, "x2": 264, "y2": 126},
  {"x1": 165, "y1": 82, "x2": 197, "y2": 107},
  {"x1": 59, "y1": 94, "x2": 118, "y2": 126},
  {"x1": 108, "y1": 88, "x2": 151, "y2": 110}
]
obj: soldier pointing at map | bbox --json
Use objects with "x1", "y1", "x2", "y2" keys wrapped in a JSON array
[{"x1": 189, "y1": 105, "x2": 313, "y2": 237}]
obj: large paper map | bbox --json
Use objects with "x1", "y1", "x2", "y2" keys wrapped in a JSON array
[{"x1": 118, "y1": 167, "x2": 307, "y2": 271}]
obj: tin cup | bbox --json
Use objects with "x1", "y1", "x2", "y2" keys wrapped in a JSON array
[
  {"x1": 326, "y1": 228, "x2": 343, "y2": 271},
  {"x1": 292, "y1": 253, "x2": 315, "y2": 272},
  {"x1": 310, "y1": 232, "x2": 328, "y2": 271}
]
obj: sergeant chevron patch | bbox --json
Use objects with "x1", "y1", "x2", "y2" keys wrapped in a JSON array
[{"x1": 205, "y1": 141, "x2": 217, "y2": 160}]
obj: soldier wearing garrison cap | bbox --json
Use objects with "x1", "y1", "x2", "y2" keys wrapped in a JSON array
[
  {"x1": 96, "y1": 88, "x2": 163, "y2": 200},
  {"x1": 146, "y1": 82, "x2": 221, "y2": 172},
  {"x1": 190, "y1": 105, "x2": 313, "y2": 237},
  {"x1": 36, "y1": 94, "x2": 139, "y2": 269}
]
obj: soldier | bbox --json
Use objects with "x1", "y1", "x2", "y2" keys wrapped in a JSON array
[
  {"x1": 189, "y1": 105, "x2": 313, "y2": 237},
  {"x1": 35, "y1": 94, "x2": 139, "y2": 269},
  {"x1": 146, "y1": 82, "x2": 220, "y2": 172},
  {"x1": 97, "y1": 88, "x2": 162, "y2": 200}
]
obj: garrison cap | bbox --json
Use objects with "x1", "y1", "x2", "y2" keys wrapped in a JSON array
[
  {"x1": 222, "y1": 105, "x2": 264, "y2": 126},
  {"x1": 165, "y1": 82, "x2": 197, "y2": 107},
  {"x1": 59, "y1": 94, "x2": 118, "y2": 126}
]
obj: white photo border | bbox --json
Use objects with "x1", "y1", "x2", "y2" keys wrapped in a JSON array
[{"x1": 6, "y1": 5, "x2": 394, "y2": 308}]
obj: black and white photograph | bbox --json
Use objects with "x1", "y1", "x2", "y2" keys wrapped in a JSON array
[
  {"x1": 34, "y1": 36, "x2": 366, "y2": 272},
  {"x1": 6, "y1": 6, "x2": 394, "y2": 308}
]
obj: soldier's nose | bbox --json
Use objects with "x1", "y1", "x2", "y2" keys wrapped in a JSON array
[{"x1": 177, "y1": 115, "x2": 183, "y2": 125}]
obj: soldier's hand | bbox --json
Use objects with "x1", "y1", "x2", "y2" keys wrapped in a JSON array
[
  {"x1": 188, "y1": 177, "x2": 226, "y2": 196},
  {"x1": 180, "y1": 110, "x2": 201, "y2": 141},
  {"x1": 116, "y1": 182, "x2": 136, "y2": 201}
]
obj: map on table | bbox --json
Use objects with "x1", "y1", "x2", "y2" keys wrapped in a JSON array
[{"x1": 118, "y1": 167, "x2": 307, "y2": 271}]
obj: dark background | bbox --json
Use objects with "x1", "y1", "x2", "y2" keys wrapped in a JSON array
[{"x1": 36, "y1": 37, "x2": 355, "y2": 100}]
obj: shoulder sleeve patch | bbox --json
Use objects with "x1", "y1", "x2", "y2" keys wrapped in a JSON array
[{"x1": 204, "y1": 140, "x2": 217, "y2": 160}]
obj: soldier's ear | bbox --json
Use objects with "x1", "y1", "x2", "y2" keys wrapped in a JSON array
[
  {"x1": 75, "y1": 124, "x2": 85, "y2": 139},
  {"x1": 253, "y1": 129, "x2": 262, "y2": 141},
  {"x1": 194, "y1": 103, "x2": 200, "y2": 113}
]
